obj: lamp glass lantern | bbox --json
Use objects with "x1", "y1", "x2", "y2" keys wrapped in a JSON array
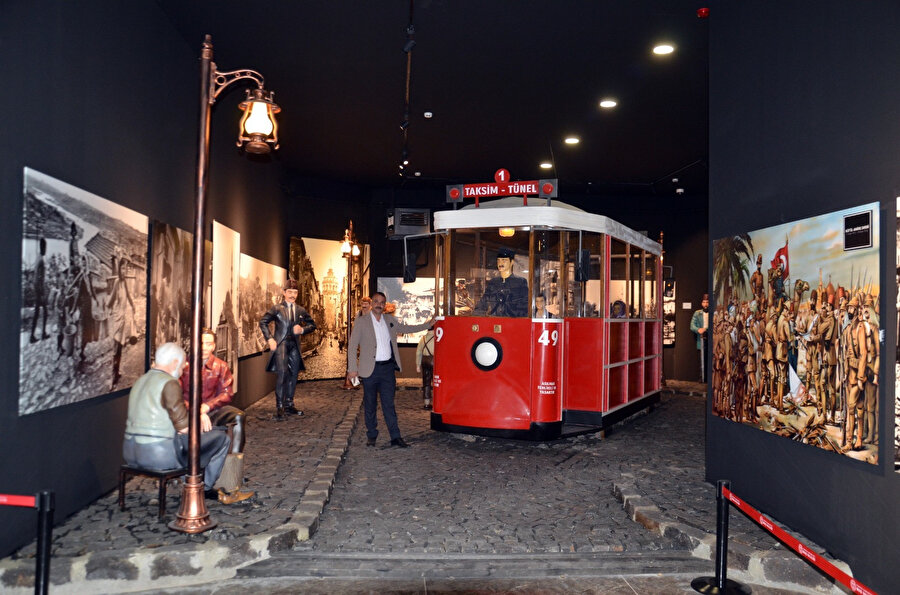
[{"x1": 237, "y1": 88, "x2": 281, "y2": 154}]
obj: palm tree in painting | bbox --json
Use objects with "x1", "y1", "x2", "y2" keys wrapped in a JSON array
[{"x1": 713, "y1": 234, "x2": 755, "y2": 307}]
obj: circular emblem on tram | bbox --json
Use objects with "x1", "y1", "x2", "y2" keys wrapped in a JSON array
[{"x1": 471, "y1": 337, "x2": 503, "y2": 371}]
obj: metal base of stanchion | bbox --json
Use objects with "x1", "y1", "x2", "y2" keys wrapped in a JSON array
[{"x1": 691, "y1": 577, "x2": 752, "y2": 594}]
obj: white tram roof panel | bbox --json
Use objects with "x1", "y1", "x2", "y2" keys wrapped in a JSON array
[{"x1": 433, "y1": 198, "x2": 661, "y2": 255}]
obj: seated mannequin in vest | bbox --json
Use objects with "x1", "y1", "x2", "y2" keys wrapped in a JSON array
[
  {"x1": 180, "y1": 328, "x2": 253, "y2": 502},
  {"x1": 123, "y1": 342, "x2": 251, "y2": 505}
]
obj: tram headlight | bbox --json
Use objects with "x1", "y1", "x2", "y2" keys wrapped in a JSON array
[{"x1": 471, "y1": 337, "x2": 503, "y2": 371}]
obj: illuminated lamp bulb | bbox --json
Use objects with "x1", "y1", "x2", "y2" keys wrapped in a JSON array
[{"x1": 498, "y1": 228, "x2": 515, "y2": 238}]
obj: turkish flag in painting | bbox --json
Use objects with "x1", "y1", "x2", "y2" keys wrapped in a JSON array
[{"x1": 770, "y1": 243, "x2": 789, "y2": 278}]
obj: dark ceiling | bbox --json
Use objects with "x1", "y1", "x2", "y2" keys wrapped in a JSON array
[{"x1": 158, "y1": 1, "x2": 709, "y2": 197}]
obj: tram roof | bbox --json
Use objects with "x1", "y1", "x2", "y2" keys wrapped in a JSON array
[{"x1": 433, "y1": 198, "x2": 661, "y2": 255}]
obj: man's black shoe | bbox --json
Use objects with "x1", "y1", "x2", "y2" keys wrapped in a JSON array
[
  {"x1": 284, "y1": 406, "x2": 304, "y2": 416},
  {"x1": 272, "y1": 407, "x2": 285, "y2": 421},
  {"x1": 390, "y1": 438, "x2": 410, "y2": 448},
  {"x1": 366, "y1": 437, "x2": 376, "y2": 447},
  {"x1": 204, "y1": 488, "x2": 218, "y2": 500}
]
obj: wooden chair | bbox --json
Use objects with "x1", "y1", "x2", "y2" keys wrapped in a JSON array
[{"x1": 118, "y1": 465, "x2": 187, "y2": 521}]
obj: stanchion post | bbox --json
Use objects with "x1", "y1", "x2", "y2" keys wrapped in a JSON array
[
  {"x1": 691, "y1": 480, "x2": 750, "y2": 594},
  {"x1": 714, "y1": 479, "x2": 730, "y2": 589},
  {"x1": 34, "y1": 490, "x2": 53, "y2": 595}
]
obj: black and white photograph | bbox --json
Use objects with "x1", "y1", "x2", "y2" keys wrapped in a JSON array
[
  {"x1": 377, "y1": 277, "x2": 437, "y2": 344},
  {"x1": 212, "y1": 220, "x2": 240, "y2": 390},
  {"x1": 238, "y1": 253, "x2": 268, "y2": 356},
  {"x1": 290, "y1": 236, "x2": 370, "y2": 380},
  {"x1": 19, "y1": 167, "x2": 148, "y2": 415},
  {"x1": 663, "y1": 280, "x2": 676, "y2": 346},
  {"x1": 148, "y1": 222, "x2": 212, "y2": 362},
  {"x1": 266, "y1": 264, "x2": 286, "y2": 309}
]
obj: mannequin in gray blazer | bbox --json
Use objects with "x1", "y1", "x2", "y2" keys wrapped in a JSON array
[{"x1": 347, "y1": 292, "x2": 433, "y2": 447}]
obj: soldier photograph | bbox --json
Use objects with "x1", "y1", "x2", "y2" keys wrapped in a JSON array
[
  {"x1": 712, "y1": 203, "x2": 880, "y2": 465},
  {"x1": 19, "y1": 168, "x2": 148, "y2": 415}
]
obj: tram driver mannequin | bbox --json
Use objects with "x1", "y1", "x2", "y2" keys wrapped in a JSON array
[{"x1": 473, "y1": 247, "x2": 528, "y2": 317}]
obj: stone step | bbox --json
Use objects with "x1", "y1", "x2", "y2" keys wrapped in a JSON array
[{"x1": 237, "y1": 550, "x2": 712, "y2": 581}]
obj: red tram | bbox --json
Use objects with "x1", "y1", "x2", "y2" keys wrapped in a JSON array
[{"x1": 423, "y1": 197, "x2": 662, "y2": 440}]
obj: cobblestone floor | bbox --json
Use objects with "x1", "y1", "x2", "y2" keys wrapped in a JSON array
[
  {"x1": 10, "y1": 378, "x2": 781, "y2": 567},
  {"x1": 11, "y1": 379, "x2": 356, "y2": 558},
  {"x1": 298, "y1": 382, "x2": 773, "y2": 556}
]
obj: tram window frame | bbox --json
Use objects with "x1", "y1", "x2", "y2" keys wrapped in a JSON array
[
  {"x1": 531, "y1": 229, "x2": 563, "y2": 319},
  {"x1": 608, "y1": 238, "x2": 629, "y2": 319},
  {"x1": 628, "y1": 247, "x2": 645, "y2": 319},
  {"x1": 643, "y1": 252, "x2": 659, "y2": 320},
  {"x1": 566, "y1": 231, "x2": 604, "y2": 317},
  {"x1": 447, "y1": 227, "x2": 531, "y2": 318}
]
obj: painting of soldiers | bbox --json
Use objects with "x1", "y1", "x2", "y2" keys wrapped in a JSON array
[
  {"x1": 712, "y1": 202, "x2": 880, "y2": 465},
  {"x1": 19, "y1": 168, "x2": 148, "y2": 415}
]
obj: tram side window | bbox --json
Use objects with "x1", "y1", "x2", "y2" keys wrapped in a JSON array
[
  {"x1": 451, "y1": 229, "x2": 530, "y2": 318},
  {"x1": 566, "y1": 231, "x2": 603, "y2": 317},
  {"x1": 609, "y1": 239, "x2": 628, "y2": 318},
  {"x1": 644, "y1": 253, "x2": 659, "y2": 319},
  {"x1": 532, "y1": 230, "x2": 562, "y2": 318},
  {"x1": 628, "y1": 248, "x2": 644, "y2": 319}
]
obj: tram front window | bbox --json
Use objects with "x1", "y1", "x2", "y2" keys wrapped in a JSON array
[{"x1": 450, "y1": 229, "x2": 529, "y2": 318}]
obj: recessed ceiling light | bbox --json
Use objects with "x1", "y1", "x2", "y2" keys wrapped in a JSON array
[
  {"x1": 540, "y1": 162, "x2": 553, "y2": 169},
  {"x1": 653, "y1": 44, "x2": 675, "y2": 55},
  {"x1": 424, "y1": 111, "x2": 433, "y2": 119},
  {"x1": 599, "y1": 99, "x2": 617, "y2": 109},
  {"x1": 564, "y1": 136, "x2": 580, "y2": 145}
]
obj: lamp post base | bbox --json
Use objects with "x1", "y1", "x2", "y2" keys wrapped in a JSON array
[{"x1": 168, "y1": 474, "x2": 217, "y2": 534}]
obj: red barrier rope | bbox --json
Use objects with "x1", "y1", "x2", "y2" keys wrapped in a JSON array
[
  {"x1": 721, "y1": 486, "x2": 877, "y2": 595},
  {"x1": 0, "y1": 494, "x2": 37, "y2": 508}
]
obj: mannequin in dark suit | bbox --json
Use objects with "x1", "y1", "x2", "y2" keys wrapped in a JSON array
[{"x1": 259, "y1": 279, "x2": 316, "y2": 420}]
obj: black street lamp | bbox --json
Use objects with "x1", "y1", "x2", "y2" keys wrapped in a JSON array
[
  {"x1": 340, "y1": 221, "x2": 360, "y2": 390},
  {"x1": 169, "y1": 35, "x2": 280, "y2": 534}
]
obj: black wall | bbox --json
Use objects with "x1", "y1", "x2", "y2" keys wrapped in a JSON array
[
  {"x1": 0, "y1": 1, "x2": 293, "y2": 556},
  {"x1": 708, "y1": 3, "x2": 900, "y2": 591}
]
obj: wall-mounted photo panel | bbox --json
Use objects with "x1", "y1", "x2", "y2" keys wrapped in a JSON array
[
  {"x1": 377, "y1": 277, "x2": 437, "y2": 344},
  {"x1": 712, "y1": 202, "x2": 880, "y2": 465},
  {"x1": 895, "y1": 203, "x2": 900, "y2": 472},
  {"x1": 238, "y1": 253, "x2": 269, "y2": 356},
  {"x1": 149, "y1": 221, "x2": 212, "y2": 362},
  {"x1": 289, "y1": 236, "x2": 370, "y2": 380},
  {"x1": 19, "y1": 167, "x2": 148, "y2": 415},
  {"x1": 212, "y1": 220, "x2": 240, "y2": 391}
]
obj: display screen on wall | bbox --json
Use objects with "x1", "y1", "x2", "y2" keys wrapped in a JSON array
[
  {"x1": 290, "y1": 236, "x2": 370, "y2": 380},
  {"x1": 377, "y1": 277, "x2": 437, "y2": 344},
  {"x1": 19, "y1": 167, "x2": 149, "y2": 415},
  {"x1": 712, "y1": 202, "x2": 880, "y2": 465}
]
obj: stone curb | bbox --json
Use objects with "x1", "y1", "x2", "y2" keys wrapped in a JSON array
[
  {"x1": 612, "y1": 478, "x2": 850, "y2": 594},
  {"x1": 0, "y1": 393, "x2": 364, "y2": 594}
]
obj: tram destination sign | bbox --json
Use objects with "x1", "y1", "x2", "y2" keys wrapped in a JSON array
[{"x1": 446, "y1": 178, "x2": 557, "y2": 204}]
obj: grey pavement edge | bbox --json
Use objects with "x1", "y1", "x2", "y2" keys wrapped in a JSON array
[{"x1": 0, "y1": 380, "x2": 851, "y2": 594}]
